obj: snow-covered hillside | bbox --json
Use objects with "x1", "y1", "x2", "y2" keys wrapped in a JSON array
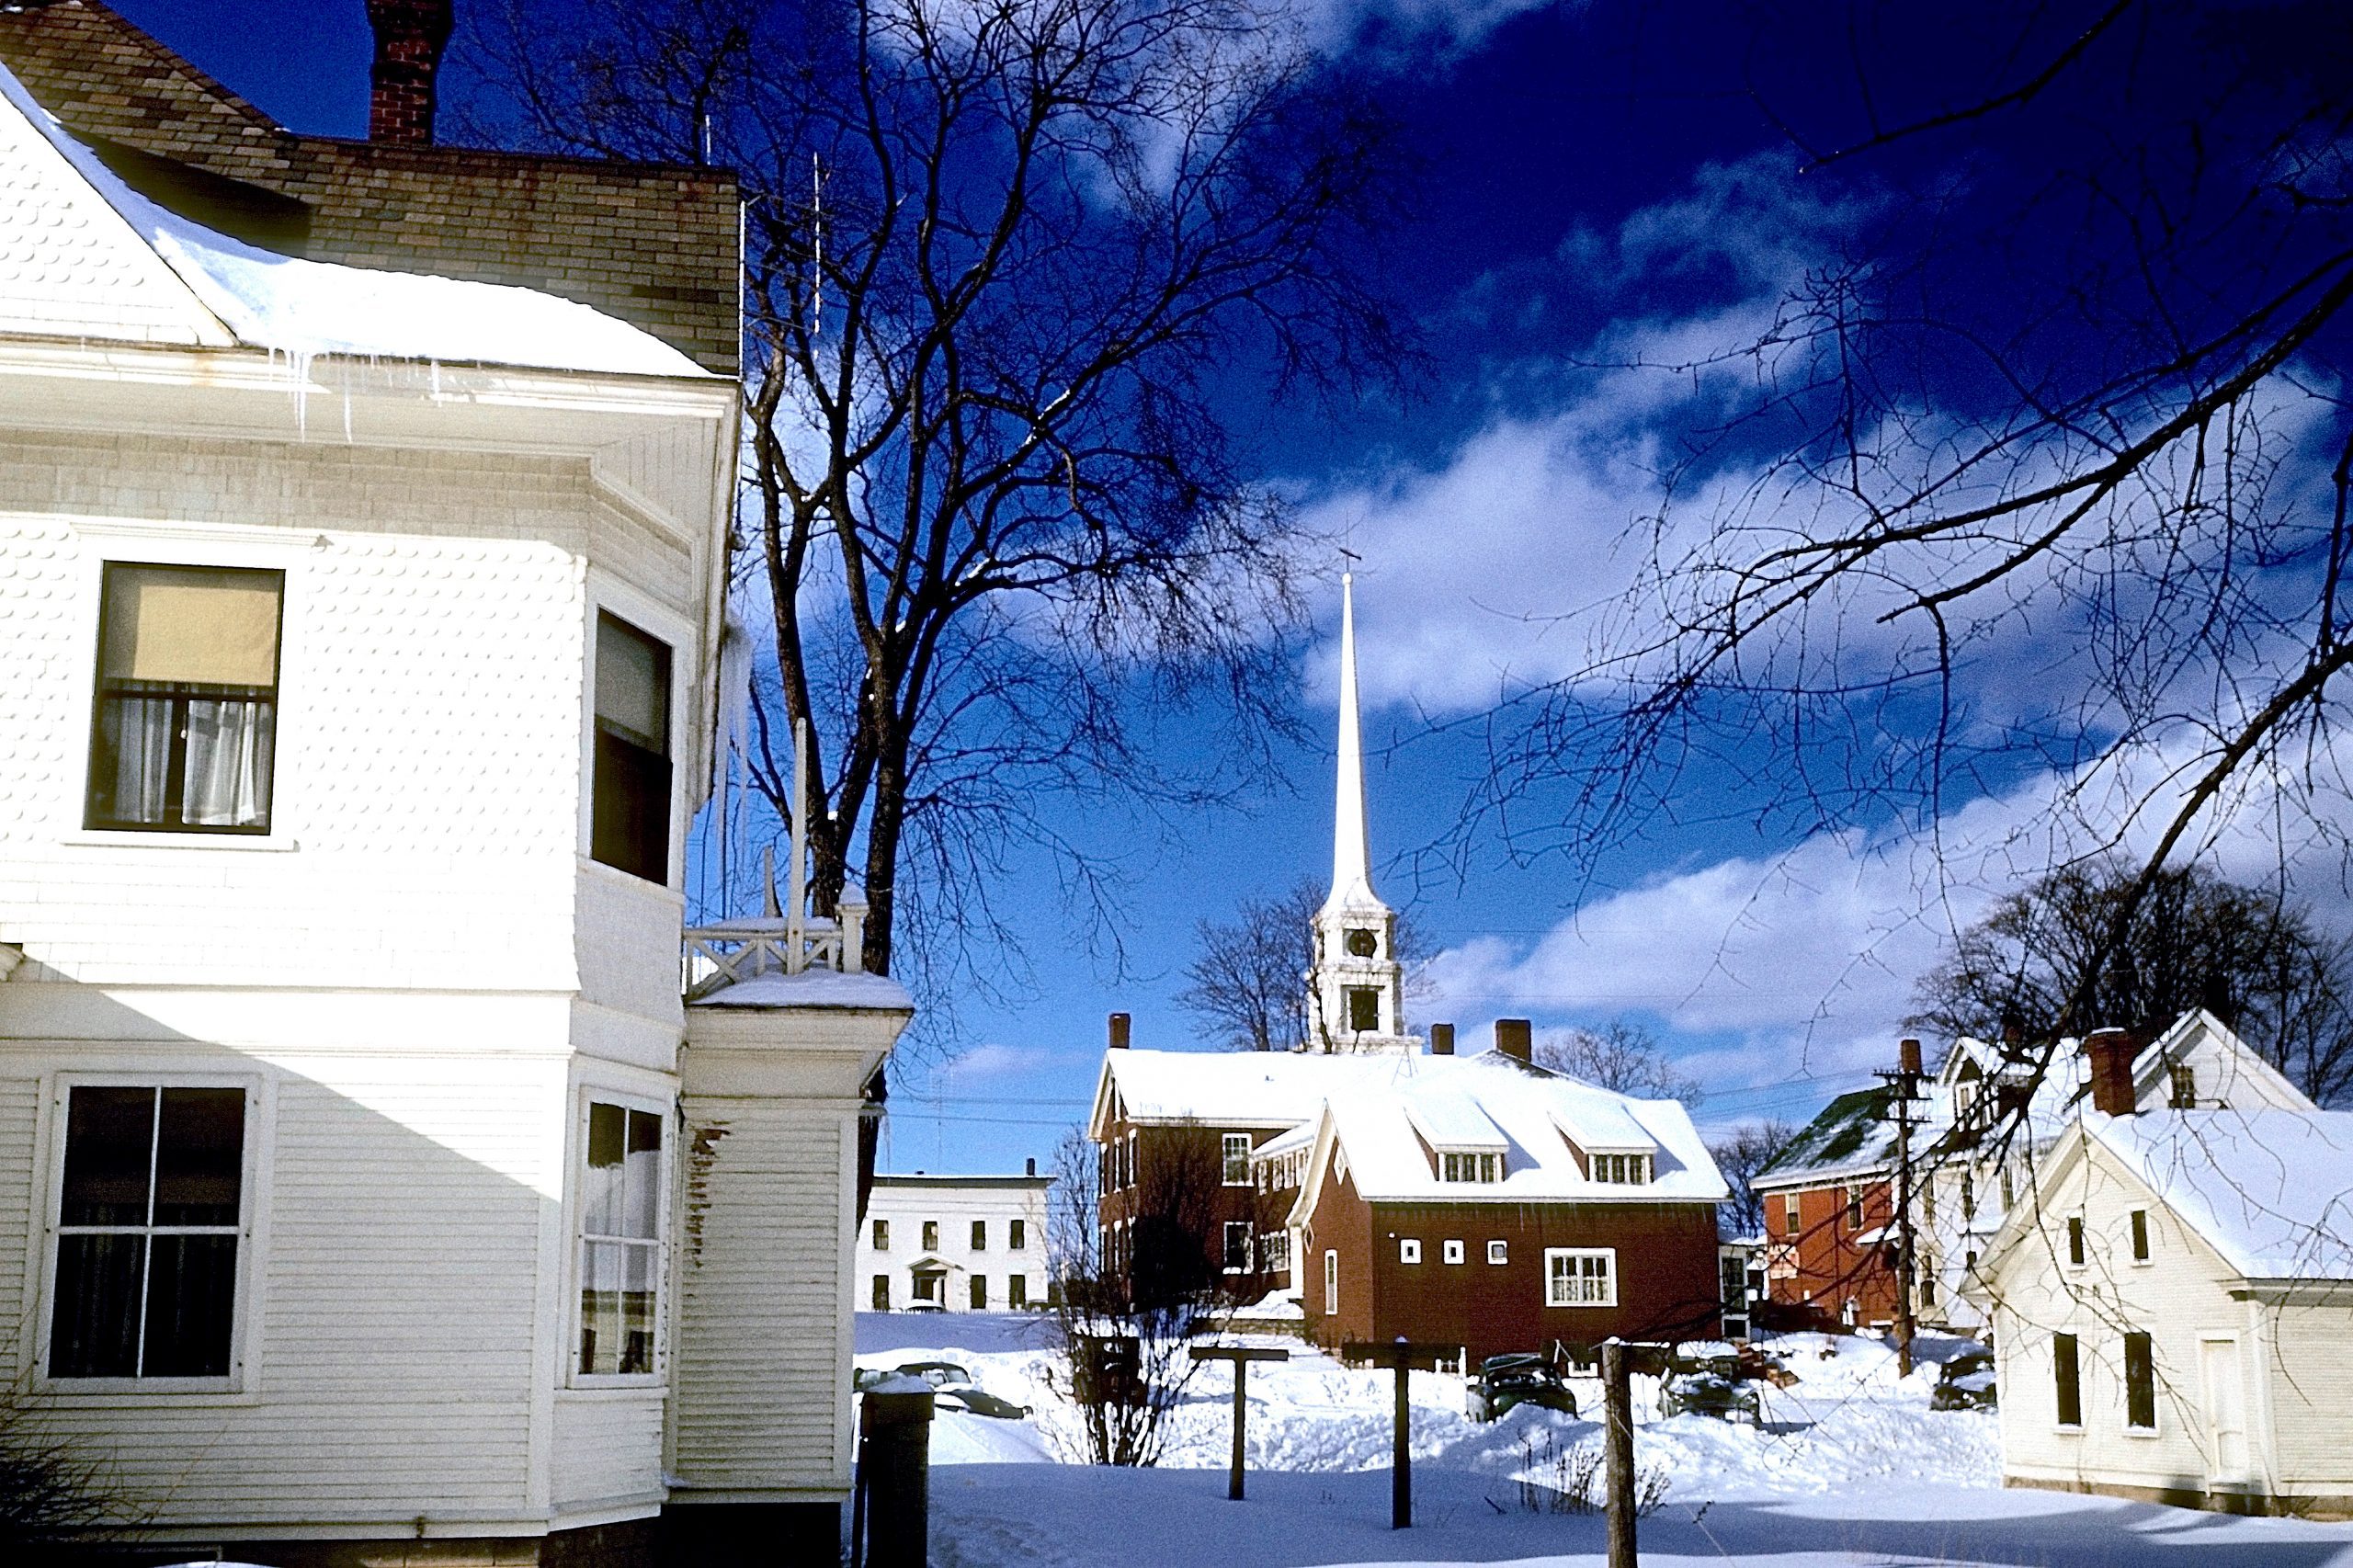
[{"x1": 855, "y1": 1313, "x2": 2353, "y2": 1566}]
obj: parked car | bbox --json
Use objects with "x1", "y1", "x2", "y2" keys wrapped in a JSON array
[
  {"x1": 1931, "y1": 1350, "x2": 1997, "y2": 1411},
  {"x1": 1465, "y1": 1353, "x2": 1579, "y2": 1422},
  {"x1": 892, "y1": 1359, "x2": 973, "y2": 1389},
  {"x1": 936, "y1": 1385, "x2": 1032, "y2": 1420},
  {"x1": 1659, "y1": 1364, "x2": 1764, "y2": 1425}
]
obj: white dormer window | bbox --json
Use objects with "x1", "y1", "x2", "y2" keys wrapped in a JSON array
[
  {"x1": 1438, "y1": 1151, "x2": 1503, "y2": 1183},
  {"x1": 1589, "y1": 1152, "x2": 1651, "y2": 1185}
]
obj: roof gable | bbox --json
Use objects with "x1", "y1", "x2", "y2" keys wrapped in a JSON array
[{"x1": 1756, "y1": 1086, "x2": 1898, "y2": 1187}]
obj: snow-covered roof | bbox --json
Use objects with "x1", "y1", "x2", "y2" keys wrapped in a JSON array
[
  {"x1": 1404, "y1": 1092, "x2": 1507, "y2": 1151},
  {"x1": 1756, "y1": 1086, "x2": 1908, "y2": 1190},
  {"x1": 1303, "y1": 1051, "x2": 1727, "y2": 1206},
  {"x1": 689, "y1": 970, "x2": 915, "y2": 1012},
  {"x1": 2087, "y1": 1109, "x2": 2353, "y2": 1282},
  {"x1": 0, "y1": 60, "x2": 710, "y2": 379},
  {"x1": 1251, "y1": 1121, "x2": 1316, "y2": 1161},
  {"x1": 1092, "y1": 1048, "x2": 1434, "y2": 1131}
]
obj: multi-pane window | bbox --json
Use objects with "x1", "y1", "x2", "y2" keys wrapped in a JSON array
[
  {"x1": 1783, "y1": 1194, "x2": 1801, "y2": 1235},
  {"x1": 2130, "y1": 1210, "x2": 2151, "y2": 1262},
  {"x1": 1846, "y1": 1185, "x2": 1865, "y2": 1226},
  {"x1": 50, "y1": 1085, "x2": 246, "y2": 1379},
  {"x1": 970, "y1": 1275, "x2": 988, "y2": 1309},
  {"x1": 1222, "y1": 1221, "x2": 1253, "y2": 1274},
  {"x1": 1487, "y1": 1240, "x2": 1508, "y2": 1265},
  {"x1": 1545, "y1": 1247, "x2": 1616, "y2": 1307},
  {"x1": 86, "y1": 562, "x2": 283, "y2": 834},
  {"x1": 922, "y1": 1220, "x2": 940, "y2": 1252},
  {"x1": 1590, "y1": 1153, "x2": 1649, "y2": 1185},
  {"x1": 972, "y1": 1220, "x2": 988, "y2": 1251},
  {"x1": 590, "y1": 611, "x2": 673, "y2": 883},
  {"x1": 2124, "y1": 1331, "x2": 2157, "y2": 1430},
  {"x1": 2053, "y1": 1333, "x2": 2082, "y2": 1426},
  {"x1": 1009, "y1": 1219, "x2": 1026, "y2": 1250},
  {"x1": 1222, "y1": 1133, "x2": 1252, "y2": 1186},
  {"x1": 1324, "y1": 1249, "x2": 1338, "y2": 1314},
  {"x1": 578, "y1": 1101, "x2": 663, "y2": 1377},
  {"x1": 1440, "y1": 1151, "x2": 1502, "y2": 1183},
  {"x1": 1346, "y1": 987, "x2": 1381, "y2": 1031},
  {"x1": 2170, "y1": 1064, "x2": 2198, "y2": 1108},
  {"x1": 873, "y1": 1219, "x2": 890, "y2": 1251},
  {"x1": 1260, "y1": 1230, "x2": 1290, "y2": 1271}
]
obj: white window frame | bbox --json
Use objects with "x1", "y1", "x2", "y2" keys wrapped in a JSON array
[
  {"x1": 580, "y1": 577, "x2": 693, "y2": 891},
  {"x1": 1442, "y1": 1239, "x2": 1465, "y2": 1265},
  {"x1": 1487, "y1": 1239, "x2": 1508, "y2": 1266},
  {"x1": 1222, "y1": 1132, "x2": 1253, "y2": 1187},
  {"x1": 2064, "y1": 1214, "x2": 2086, "y2": 1269},
  {"x1": 1398, "y1": 1237, "x2": 1422, "y2": 1265},
  {"x1": 569, "y1": 1089, "x2": 671, "y2": 1388},
  {"x1": 2129, "y1": 1208, "x2": 2153, "y2": 1265},
  {"x1": 1222, "y1": 1221, "x2": 1254, "y2": 1275},
  {"x1": 1544, "y1": 1246, "x2": 1617, "y2": 1308},
  {"x1": 1324, "y1": 1248, "x2": 1339, "y2": 1314},
  {"x1": 35, "y1": 1071, "x2": 270, "y2": 1398}
]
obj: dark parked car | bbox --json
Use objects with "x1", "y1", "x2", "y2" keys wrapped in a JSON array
[
  {"x1": 936, "y1": 1385, "x2": 1032, "y2": 1420},
  {"x1": 1932, "y1": 1350, "x2": 1997, "y2": 1411},
  {"x1": 1465, "y1": 1353, "x2": 1580, "y2": 1422},
  {"x1": 1659, "y1": 1363, "x2": 1764, "y2": 1425}
]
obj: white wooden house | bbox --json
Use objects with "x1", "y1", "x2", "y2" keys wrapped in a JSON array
[
  {"x1": 857, "y1": 1168, "x2": 1053, "y2": 1312},
  {"x1": 1965, "y1": 1100, "x2": 2353, "y2": 1518},
  {"x1": 0, "y1": 10, "x2": 908, "y2": 1562}
]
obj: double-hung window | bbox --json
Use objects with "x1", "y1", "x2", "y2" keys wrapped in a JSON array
[
  {"x1": 50, "y1": 1084, "x2": 248, "y2": 1380},
  {"x1": 86, "y1": 562, "x2": 283, "y2": 833},
  {"x1": 578, "y1": 1100, "x2": 664, "y2": 1378},
  {"x1": 2053, "y1": 1333, "x2": 2082, "y2": 1427},
  {"x1": 1009, "y1": 1219, "x2": 1026, "y2": 1250},
  {"x1": 972, "y1": 1220, "x2": 989, "y2": 1251},
  {"x1": 1222, "y1": 1133, "x2": 1252, "y2": 1186},
  {"x1": 590, "y1": 612, "x2": 674, "y2": 884},
  {"x1": 1222, "y1": 1221, "x2": 1253, "y2": 1274},
  {"x1": 1545, "y1": 1247, "x2": 1616, "y2": 1307}
]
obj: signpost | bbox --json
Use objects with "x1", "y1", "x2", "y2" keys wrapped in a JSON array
[
  {"x1": 1600, "y1": 1341, "x2": 1636, "y2": 1568},
  {"x1": 1344, "y1": 1338, "x2": 1458, "y2": 1528},
  {"x1": 1189, "y1": 1344, "x2": 1290, "y2": 1500}
]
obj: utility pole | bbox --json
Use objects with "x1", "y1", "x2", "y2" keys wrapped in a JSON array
[
  {"x1": 1876, "y1": 1036, "x2": 1929, "y2": 1378},
  {"x1": 1601, "y1": 1339, "x2": 1637, "y2": 1568}
]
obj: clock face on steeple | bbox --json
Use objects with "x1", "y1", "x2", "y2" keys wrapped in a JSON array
[{"x1": 1345, "y1": 928, "x2": 1378, "y2": 958}]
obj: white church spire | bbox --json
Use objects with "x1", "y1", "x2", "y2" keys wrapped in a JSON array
[
  {"x1": 1303, "y1": 571, "x2": 1413, "y2": 1052},
  {"x1": 1324, "y1": 572, "x2": 1379, "y2": 915}
]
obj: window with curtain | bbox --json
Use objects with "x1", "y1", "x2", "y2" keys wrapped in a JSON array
[
  {"x1": 50, "y1": 1085, "x2": 246, "y2": 1379},
  {"x1": 590, "y1": 611, "x2": 673, "y2": 883},
  {"x1": 578, "y1": 1101, "x2": 664, "y2": 1377},
  {"x1": 86, "y1": 563, "x2": 283, "y2": 834}
]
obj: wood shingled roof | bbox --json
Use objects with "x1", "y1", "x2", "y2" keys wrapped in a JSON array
[{"x1": 0, "y1": 0, "x2": 740, "y2": 376}]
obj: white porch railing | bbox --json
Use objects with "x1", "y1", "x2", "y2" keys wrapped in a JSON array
[{"x1": 682, "y1": 892, "x2": 869, "y2": 999}]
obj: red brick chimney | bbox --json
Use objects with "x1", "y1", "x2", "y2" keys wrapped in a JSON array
[
  {"x1": 1107, "y1": 1012, "x2": 1130, "y2": 1050},
  {"x1": 1495, "y1": 1017, "x2": 1531, "y2": 1065},
  {"x1": 2084, "y1": 1028, "x2": 2137, "y2": 1116},
  {"x1": 1428, "y1": 1023, "x2": 1455, "y2": 1056},
  {"x1": 366, "y1": 0, "x2": 455, "y2": 146}
]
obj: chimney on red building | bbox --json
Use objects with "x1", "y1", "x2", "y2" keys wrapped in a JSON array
[
  {"x1": 2084, "y1": 1028, "x2": 2136, "y2": 1116},
  {"x1": 1428, "y1": 1022, "x2": 1455, "y2": 1056},
  {"x1": 1495, "y1": 1017, "x2": 1531, "y2": 1065},
  {"x1": 1899, "y1": 1037, "x2": 1923, "y2": 1076},
  {"x1": 366, "y1": 0, "x2": 455, "y2": 146},
  {"x1": 1107, "y1": 1012, "x2": 1131, "y2": 1050}
]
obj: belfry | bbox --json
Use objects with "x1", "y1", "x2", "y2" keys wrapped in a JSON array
[{"x1": 1303, "y1": 573, "x2": 1416, "y2": 1052}]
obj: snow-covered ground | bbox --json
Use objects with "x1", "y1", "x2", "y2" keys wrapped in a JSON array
[{"x1": 856, "y1": 1312, "x2": 2353, "y2": 1566}]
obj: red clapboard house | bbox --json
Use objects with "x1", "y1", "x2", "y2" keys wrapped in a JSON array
[{"x1": 1285, "y1": 1027, "x2": 1729, "y2": 1366}]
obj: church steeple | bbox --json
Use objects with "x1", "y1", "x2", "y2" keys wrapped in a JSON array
[{"x1": 1304, "y1": 572, "x2": 1414, "y2": 1052}]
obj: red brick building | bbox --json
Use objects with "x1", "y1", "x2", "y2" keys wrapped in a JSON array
[{"x1": 1750, "y1": 1086, "x2": 1908, "y2": 1328}]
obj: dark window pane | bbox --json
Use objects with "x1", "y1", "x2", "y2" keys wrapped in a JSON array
[
  {"x1": 1347, "y1": 987, "x2": 1380, "y2": 1030},
  {"x1": 154, "y1": 1088, "x2": 244, "y2": 1225},
  {"x1": 583, "y1": 1102, "x2": 625, "y2": 1238},
  {"x1": 2125, "y1": 1331, "x2": 2155, "y2": 1428},
  {"x1": 49, "y1": 1233, "x2": 144, "y2": 1378},
  {"x1": 2131, "y1": 1210, "x2": 2150, "y2": 1261},
  {"x1": 92, "y1": 694, "x2": 175, "y2": 825},
  {"x1": 61, "y1": 1087, "x2": 155, "y2": 1226},
  {"x1": 2053, "y1": 1333, "x2": 2081, "y2": 1426},
  {"x1": 591, "y1": 730, "x2": 673, "y2": 883},
  {"x1": 142, "y1": 1234, "x2": 238, "y2": 1377}
]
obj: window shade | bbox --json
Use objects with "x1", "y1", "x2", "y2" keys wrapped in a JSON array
[
  {"x1": 596, "y1": 612, "x2": 669, "y2": 750},
  {"x1": 102, "y1": 565, "x2": 281, "y2": 687}
]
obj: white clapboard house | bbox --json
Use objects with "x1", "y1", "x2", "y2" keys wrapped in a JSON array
[
  {"x1": 0, "y1": 9, "x2": 909, "y2": 1562},
  {"x1": 1965, "y1": 1036, "x2": 2353, "y2": 1518},
  {"x1": 858, "y1": 1166, "x2": 1055, "y2": 1312}
]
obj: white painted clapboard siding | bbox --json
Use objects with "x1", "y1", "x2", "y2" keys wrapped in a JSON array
[
  {"x1": 671, "y1": 1100, "x2": 850, "y2": 1491},
  {"x1": 553, "y1": 1392, "x2": 665, "y2": 1510}
]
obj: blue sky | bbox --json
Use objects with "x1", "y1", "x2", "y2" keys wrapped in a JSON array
[{"x1": 125, "y1": 0, "x2": 2316, "y2": 1171}]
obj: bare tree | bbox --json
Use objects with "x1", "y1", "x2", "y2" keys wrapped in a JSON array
[
  {"x1": 1536, "y1": 1017, "x2": 1704, "y2": 1105},
  {"x1": 1174, "y1": 875, "x2": 1432, "y2": 1051},
  {"x1": 469, "y1": 0, "x2": 1415, "y2": 1014},
  {"x1": 1707, "y1": 1119, "x2": 1797, "y2": 1238},
  {"x1": 1909, "y1": 861, "x2": 2353, "y2": 1107},
  {"x1": 1478, "y1": 0, "x2": 2353, "y2": 1132}
]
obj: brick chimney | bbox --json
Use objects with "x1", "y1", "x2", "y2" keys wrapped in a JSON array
[
  {"x1": 1107, "y1": 1012, "x2": 1130, "y2": 1050},
  {"x1": 2084, "y1": 1028, "x2": 2137, "y2": 1116},
  {"x1": 1025, "y1": 1156, "x2": 1037, "y2": 1177},
  {"x1": 1899, "y1": 1037, "x2": 1923, "y2": 1075},
  {"x1": 1495, "y1": 1017, "x2": 1531, "y2": 1065},
  {"x1": 366, "y1": 0, "x2": 455, "y2": 146},
  {"x1": 1428, "y1": 1022, "x2": 1455, "y2": 1056}
]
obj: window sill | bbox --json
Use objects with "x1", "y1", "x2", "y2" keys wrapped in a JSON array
[
  {"x1": 2052, "y1": 1425, "x2": 2085, "y2": 1437},
  {"x1": 36, "y1": 1378, "x2": 251, "y2": 1403},
  {"x1": 563, "y1": 1380, "x2": 670, "y2": 1400},
  {"x1": 63, "y1": 829, "x2": 296, "y2": 852},
  {"x1": 2123, "y1": 1426, "x2": 2160, "y2": 1439}
]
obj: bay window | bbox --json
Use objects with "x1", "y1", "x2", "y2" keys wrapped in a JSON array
[
  {"x1": 86, "y1": 562, "x2": 283, "y2": 833},
  {"x1": 578, "y1": 1100, "x2": 664, "y2": 1378},
  {"x1": 590, "y1": 611, "x2": 673, "y2": 883}
]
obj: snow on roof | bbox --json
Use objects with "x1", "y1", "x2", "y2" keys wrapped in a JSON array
[
  {"x1": 1317, "y1": 1051, "x2": 1727, "y2": 1205},
  {"x1": 0, "y1": 59, "x2": 710, "y2": 379},
  {"x1": 689, "y1": 969, "x2": 915, "y2": 1011},
  {"x1": 2089, "y1": 1108, "x2": 2353, "y2": 1281},
  {"x1": 1756, "y1": 1086, "x2": 1904, "y2": 1188},
  {"x1": 1252, "y1": 1121, "x2": 1316, "y2": 1159},
  {"x1": 1404, "y1": 1091, "x2": 1507, "y2": 1151},
  {"x1": 1097, "y1": 1048, "x2": 1432, "y2": 1127}
]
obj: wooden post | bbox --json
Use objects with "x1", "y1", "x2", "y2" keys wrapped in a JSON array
[
  {"x1": 858, "y1": 1383, "x2": 935, "y2": 1568},
  {"x1": 1345, "y1": 1338, "x2": 1454, "y2": 1529},
  {"x1": 1602, "y1": 1339, "x2": 1636, "y2": 1568},
  {"x1": 1189, "y1": 1345, "x2": 1289, "y2": 1501}
]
